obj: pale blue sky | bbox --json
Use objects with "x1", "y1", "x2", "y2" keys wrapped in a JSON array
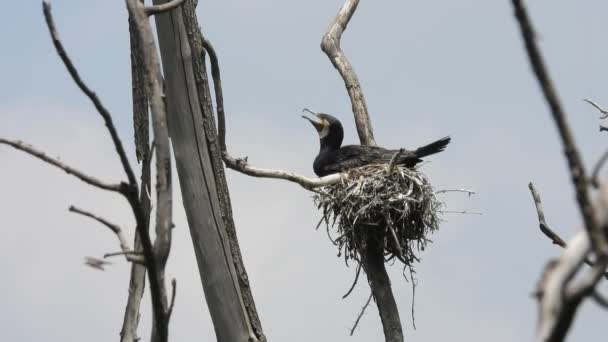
[{"x1": 1, "y1": 1, "x2": 608, "y2": 341}]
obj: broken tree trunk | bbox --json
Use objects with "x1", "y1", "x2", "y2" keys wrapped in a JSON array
[{"x1": 150, "y1": 1, "x2": 264, "y2": 341}]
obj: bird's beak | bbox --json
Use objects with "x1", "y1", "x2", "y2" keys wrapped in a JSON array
[{"x1": 302, "y1": 109, "x2": 325, "y2": 132}]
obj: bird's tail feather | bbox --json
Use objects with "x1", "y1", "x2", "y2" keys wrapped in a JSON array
[{"x1": 415, "y1": 136, "x2": 451, "y2": 158}]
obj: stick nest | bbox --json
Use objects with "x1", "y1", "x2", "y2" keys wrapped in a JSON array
[{"x1": 314, "y1": 164, "x2": 443, "y2": 268}]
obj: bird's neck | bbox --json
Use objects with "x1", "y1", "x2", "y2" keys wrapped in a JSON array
[
  {"x1": 319, "y1": 137, "x2": 341, "y2": 153},
  {"x1": 319, "y1": 127, "x2": 343, "y2": 152}
]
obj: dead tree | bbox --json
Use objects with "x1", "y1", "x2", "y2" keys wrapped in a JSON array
[
  {"x1": 2, "y1": 1, "x2": 452, "y2": 341},
  {"x1": 511, "y1": 1, "x2": 608, "y2": 341}
]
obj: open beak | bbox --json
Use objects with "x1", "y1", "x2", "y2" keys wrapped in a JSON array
[{"x1": 302, "y1": 109, "x2": 325, "y2": 132}]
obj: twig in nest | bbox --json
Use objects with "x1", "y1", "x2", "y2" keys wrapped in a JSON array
[
  {"x1": 436, "y1": 189, "x2": 476, "y2": 196},
  {"x1": 350, "y1": 292, "x2": 373, "y2": 336},
  {"x1": 439, "y1": 210, "x2": 482, "y2": 215},
  {"x1": 386, "y1": 149, "x2": 404, "y2": 175},
  {"x1": 315, "y1": 164, "x2": 442, "y2": 269}
]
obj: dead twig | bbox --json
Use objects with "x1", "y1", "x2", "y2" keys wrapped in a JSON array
[
  {"x1": 167, "y1": 278, "x2": 177, "y2": 320},
  {"x1": 342, "y1": 263, "x2": 362, "y2": 299},
  {"x1": 43, "y1": 1, "x2": 137, "y2": 188},
  {"x1": 69, "y1": 205, "x2": 146, "y2": 264},
  {"x1": 435, "y1": 189, "x2": 476, "y2": 196},
  {"x1": 0, "y1": 138, "x2": 122, "y2": 192},
  {"x1": 528, "y1": 182, "x2": 608, "y2": 280},
  {"x1": 386, "y1": 149, "x2": 404, "y2": 175},
  {"x1": 350, "y1": 293, "x2": 373, "y2": 336},
  {"x1": 584, "y1": 99, "x2": 608, "y2": 119}
]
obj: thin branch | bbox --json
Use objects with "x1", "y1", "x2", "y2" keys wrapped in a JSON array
[
  {"x1": 69, "y1": 205, "x2": 145, "y2": 264},
  {"x1": 439, "y1": 210, "x2": 483, "y2": 215},
  {"x1": 591, "y1": 291, "x2": 608, "y2": 309},
  {"x1": 528, "y1": 182, "x2": 608, "y2": 280},
  {"x1": 567, "y1": 257, "x2": 608, "y2": 302},
  {"x1": 43, "y1": 1, "x2": 138, "y2": 188},
  {"x1": 105, "y1": 250, "x2": 143, "y2": 257},
  {"x1": 528, "y1": 182, "x2": 566, "y2": 247},
  {"x1": 584, "y1": 99, "x2": 608, "y2": 119},
  {"x1": 167, "y1": 279, "x2": 177, "y2": 320},
  {"x1": 200, "y1": 38, "x2": 348, "y2": 190},
  {"x1": 435, "y1": 189, "x2": 476, "y2": 196},
  {"x1": 126, "y1": 2, "x2": 174, "y2": 342},
  {"x1": 350, "y1": 293, "x2": 373, "y2": 336},
  {"x1": 84, "y1": 256, "x2": 112, "y2": 271},
  {"x1": 386, "y1": 149, "x2": 403, "y2": 175},
  {"x1": 512, "y1": 0, "x2": 608, "y2": 256},
  {"x1": 342, "y1": 263, "x2": 362, "y2": 299},
  {"x1": 145, "y1": 0, "x2": 185, "y2": 16},
  {"x1": 0, "y1": 138, "x2": 122, "y2": 192},
  {"x1": 600, "y1": 125, "x2": 608, "y2": 132},
  {"x1": 536, "y1": 231, "x2": 591, "y2": 342},
  {"x1": 321, "y1": 0, "x2": 376, "y2": 146},
  {"x1": 591, "y1": 149, "x2": 608, "y2": 188}
]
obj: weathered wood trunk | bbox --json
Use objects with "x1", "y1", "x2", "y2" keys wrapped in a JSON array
[
  {"x1": 360, "y1": 229, "x2": 404, "y2": 342},
  {"x1": 151, "y1": 2, "x2": 263, "y2": 341}
]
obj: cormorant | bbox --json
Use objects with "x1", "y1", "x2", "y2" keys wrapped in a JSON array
[{"x1": 302, "y1": 112, "x2": 451, "y2": 177}]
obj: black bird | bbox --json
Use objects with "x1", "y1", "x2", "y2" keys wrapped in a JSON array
[{"x1": 302, "y1": 111, "x2": 451, "y2": 177}]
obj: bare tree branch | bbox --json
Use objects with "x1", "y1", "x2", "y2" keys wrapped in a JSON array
[
  {"x1": 42, "y1": 1, "x2": 138, "y2": 188},
  {"x1": 591, "y1": 149, "x2": 608, "y2": 188},
  {"x1": 0, "y1": 138, "x2": 122, "y2": 192},
  {"x1": 584, "y1": 99, "x2": 608, "y2": 119},
  {"x1": 528, "y1": 182, "x2": 608, "y2": 280},
  {"x1": 200, "y1": 38, "x2": 347, "y2": 190},
  {"x1": 350, "y1": 293, "x2": 373, "y2": 336},
  {"x1": 145, "y1": 0, "x2": 185, "y2": 16},
  {"x1": 321, "y1": 0, "x2": 376, "y2": 146},
  {"x1": 435, "y1": 189, "x2": 476, "y2": 196},
  {"x1": 167, "y1": 278, "x2": 177, "y2": 320},
  {"x1": 511, "y1": 0, "x2": 608, "y2": 257},
  {"x1": 342, "y1": 263, "x2": 362, "y2": 299},
  {"x1": 528, "y1": 182, "x2": 567, "y2": 247}
]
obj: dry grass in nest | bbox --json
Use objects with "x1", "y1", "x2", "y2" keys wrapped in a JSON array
[{"x1": 314, "y1": 164, "x2": 443, "y2": 269}]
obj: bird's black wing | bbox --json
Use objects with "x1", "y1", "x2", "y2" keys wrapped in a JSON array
[{"x1": 321, "y1": 145, "x2": 411, "y2": 174}]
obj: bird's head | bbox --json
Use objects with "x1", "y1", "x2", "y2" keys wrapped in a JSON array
[{"x1": 302, "y1": 109, "x2": 344, "y2": 149}]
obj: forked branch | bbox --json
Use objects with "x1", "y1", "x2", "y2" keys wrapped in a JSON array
[{"x1": 321, "y1": 0, "x2": 375, "y2": 146}]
